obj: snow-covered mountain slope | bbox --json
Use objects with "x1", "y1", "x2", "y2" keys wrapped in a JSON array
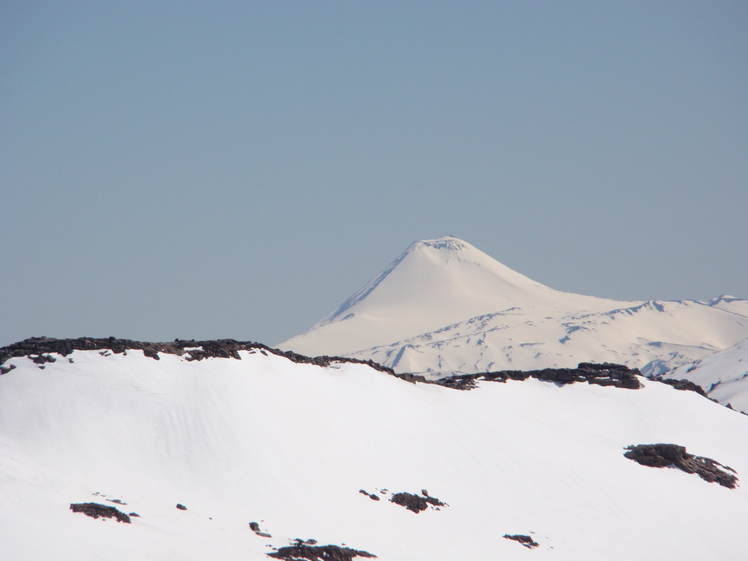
[
  {"x1": 669, "y1": 337, "x2": 748, "y2": 414},
  {"x1": 281, "y1": 237, "x2": 631, "y2": 357},
  {"x1": 280, "y1": 237, "x2": 748, "y2": 376},
  {"x1": 348, "y1": 299, "x2": 747, "y2": 378},
  {"x1": 2, "y1": 343, "x2": 748, "y2": 560}
]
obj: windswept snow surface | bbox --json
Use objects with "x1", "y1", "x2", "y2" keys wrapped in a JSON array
[
  {"x1": 280, "y1": 237, "x2": 748, "y2": 376},
  {"x1": 2, "y1": 349, "x2": 748, "y2": 560},
  {"x1": 670, "y1": 337, "x2": 748, "y2": 414}
]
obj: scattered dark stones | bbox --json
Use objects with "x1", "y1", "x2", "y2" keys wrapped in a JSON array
[
  {"x1": 267, "y1": 539, "x2": 376, "y2": 561},
  {"x1": 70, "y1": 502, "x2": 131, "y2": 523},
  {"x1": 176, "y1": 503, "x2": 188, "y2": 510},
  {"x1": 503, "y1": 534, "x2": 539, "y2": 549},
  {"x1": 359, "y1": 489, "x2": 380, "y2": 501},
  {"x1": 0, "y1": 337, "x2": 394, "y2": 376},
  {"x1": 106, "y1": 498, "x2": 126, "y2": 505},
  {"x1": 389, "y1": 491, "x2": 446, "y2": 513},
  {"x1": 624, "y1": 444, "x2": 738, "y2": 488},
  {"x1": 405, "y1": 362, "x2": 642, "y2": 391},
  {"x1": 129, "y1": 512, "x2": 140, "y2": 517}
]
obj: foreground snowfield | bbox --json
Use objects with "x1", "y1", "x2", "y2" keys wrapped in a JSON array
[{"x1": 2, "y1": 348, "x2": 747, "y2": 560}]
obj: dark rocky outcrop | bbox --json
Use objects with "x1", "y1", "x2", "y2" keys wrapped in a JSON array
[
  {"x1": 70, "y1": 502, "x2": 131, "y2": 523},
  {"x1": 409, "y1": 362, "x2": 642, "y2": 391},
  {"x1": 657, "y1": 378, "x2": 708, "y2": 397},
  {"x1": 624, "y1": 444, "x2": 738, "y2": 488},
  {"x1": 176, "y1": 503, "x2": 188, "y2": 510},
  {"x1": 268, "y1": 539, "x2": 375, "y2": 561},
  {"x1": 0, "y1": 337, "x2": 394, "y2": 376},
  {"x1": 503, "y1": 534, "x2": 539, "y2": 549},
  {"x1": 389, "y1": 491, "x2": 446, "y2": 513}
]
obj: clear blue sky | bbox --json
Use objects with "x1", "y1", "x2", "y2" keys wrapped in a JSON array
[{"x1": 2, "y1": 1, "x2": 747, "y2": 347}]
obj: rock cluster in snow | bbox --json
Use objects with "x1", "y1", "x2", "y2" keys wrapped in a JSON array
[
  {"x1": 503, "y1": 534, "x2": 539, "y2": 549},
  {"x1": 267, "y1": 539, "x2": 376, "y2": 561},
  {"x1": 389, "y1": 491, "x2": 446, "y2": 513},
  {"x1": 70, "y1": 503, "x2": 131, "y2": 524},
  {"x1": 623, "y1": 444, "x2": 738, "y2": 488}
]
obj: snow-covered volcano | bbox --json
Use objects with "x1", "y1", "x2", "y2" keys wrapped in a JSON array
[
  {"x1": 280, "y1": 237, "x2": 748, "y2": 377},
  {"x1": 2, "y1": 340, "x2": 748, "y2": 560},
  {"x1": 281, "y1": 237, "x2": 628, "y2": 356}
]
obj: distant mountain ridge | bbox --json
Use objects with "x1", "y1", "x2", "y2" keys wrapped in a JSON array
[{"x1": 280, "y1": 237, "x2": 748, "y2": 380}]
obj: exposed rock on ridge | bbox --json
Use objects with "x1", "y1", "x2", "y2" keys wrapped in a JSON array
[
  {"x1": 5, "y1": 338, "x2": 724, "y2": 405},
  {"x1": 0, "y1": 337, "x2": 394, "y2": 376},
  {"x1": 657, "y1": 378, "x2": 709, "y2": 397},
  {"x1": 397, "y1": 362, "x2": 642, "y2": 391}
]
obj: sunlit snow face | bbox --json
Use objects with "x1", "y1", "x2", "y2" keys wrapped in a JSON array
[{"x1": 2, "y1": 344, "x2": 748, "y2": 561}]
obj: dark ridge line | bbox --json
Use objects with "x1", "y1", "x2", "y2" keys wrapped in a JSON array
[
  {"x1": 656, "y1": 377, "x2": 708, "y2": 397},
  {"x1": 0, "y1": 338, "x2": 716, "y2": 402},
  {"x1": 395, "y1": 365, "x2": 720, "y2": 400},
  {"x1": 0, "y1": 337, "x2": 394, "y2": 376},
  {"x1": 652, "y1": 376, "x2": 743, "y2": 413},
  {"x1": 394, "y1": 362, "x2": 643, "y2": 390}
]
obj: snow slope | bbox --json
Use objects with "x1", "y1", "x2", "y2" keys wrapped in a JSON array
[
  {"x1": 280, "y1": 237, "x2": 748, "y2": 376},
  {"x1": 670, "y1": 337, "x2": 748, "y2": 414},
  {"x1": 2, "y1": 346, "x2": 748, "y2": 560}
]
